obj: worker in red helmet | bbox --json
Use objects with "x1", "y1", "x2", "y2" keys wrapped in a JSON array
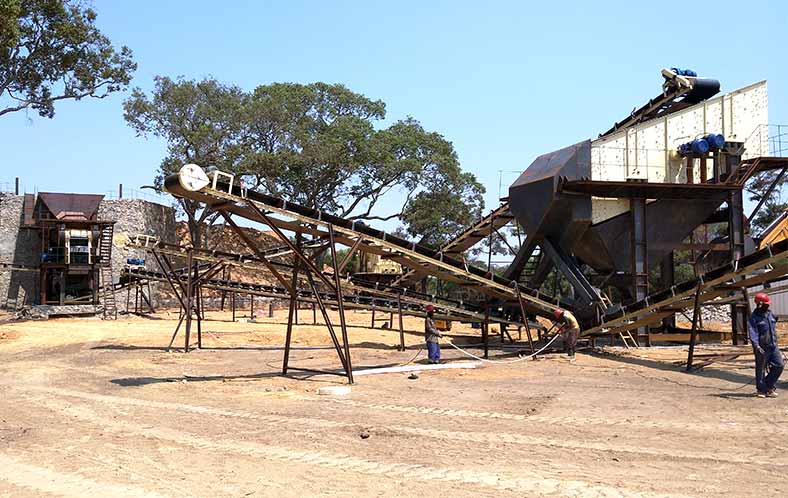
[
  {"x1": 554, "y1": 308, "x2": 580, "y2": 360},
  {"x1": 748, "y1": 292, "x2": 783, "y2": 398},
  {"x1": 424, "y1": 304, "x2": 442, "y2": 364}
]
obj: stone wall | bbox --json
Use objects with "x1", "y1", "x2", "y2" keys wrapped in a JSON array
[
  {"x1": 98, "y1": 199, "x2": 177, "y2": 311},
  {"x1": 0, "y1": 193, "x2": 39, "y2": 309}
]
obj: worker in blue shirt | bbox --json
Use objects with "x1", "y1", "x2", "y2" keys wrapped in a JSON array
[
  {"x1": 424, "y1": 305, "x2": 442, "y2": 364},
  {"x1": 748, "y1": 293, "x2": 784, "y2": 398}
]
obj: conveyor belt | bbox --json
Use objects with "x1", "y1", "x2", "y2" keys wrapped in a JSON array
[
  {"x1": 163, "y1": 170, "x2": 564, "y2": 318},
  {"x1": 121, "y1": 266, "x2": 522, "y2": 326},
  {"x1": 124, "y1": 237, "x2": 530, "y2": 325},
  {"x1": 599, "y1": 69, "x2": 720, "y2": 138},
  {"x1": 584, "y1": 239, "x2": 788, "y2": 337},
  {"x1": 389, "y1": 202, "x2": 515, "y2": 287}
]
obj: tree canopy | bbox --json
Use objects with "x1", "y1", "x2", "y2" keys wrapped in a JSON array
[
  {"x1": 747, "y1": 170, "x2": 787, "y2": 234},
  {"x1": 0, "y1": 0, "x2": 136, "y2": 118},
  {"x1": 124, "y1": 77, "x2": 486, "y2": 249},
  {"x1": 123, "y1": 76, "x2": 246, "y2": 246}
]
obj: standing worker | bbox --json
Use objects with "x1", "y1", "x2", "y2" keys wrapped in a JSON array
[
  {"x1": 554, "y1": 308, "x2": 580, "y2": 360},
  {"x1": 748, "y1": 293, "x2": 784, "y2": 398},
  {"x1": 424, "y1": 305, "x2": 442, "y2": 364}
]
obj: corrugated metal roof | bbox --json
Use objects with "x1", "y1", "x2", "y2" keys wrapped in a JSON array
[{"x1": 38, "y1": 192, "x2": 104, "y2": 221}]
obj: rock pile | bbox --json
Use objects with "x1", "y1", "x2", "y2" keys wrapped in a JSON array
[{"x1": 700, "y1": 304, "x2": 731, "y2": 324}]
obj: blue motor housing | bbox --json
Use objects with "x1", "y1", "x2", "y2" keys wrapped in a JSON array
[
  {"x1": 704, "y1": 133, "x2": 725, "y2": 150},
  {"x1": 678, "y1": 138, "x2": 709, "y2": 155},
  {"x1": 671, "y1": 67, "x2": 698, "y2": 77}
]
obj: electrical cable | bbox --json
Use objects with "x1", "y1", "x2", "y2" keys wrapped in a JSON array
[{"x1": 447, "y1": 332, "x2": 562, "y2": 364}]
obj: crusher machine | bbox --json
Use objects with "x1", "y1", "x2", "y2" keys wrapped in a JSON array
[{"x1": 507, "y1": 68, "x2": 786, "y2": 344}]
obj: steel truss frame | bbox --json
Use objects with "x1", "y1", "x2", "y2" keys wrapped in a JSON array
[
  {"x1": 126, "y1": 238, "x2": 524, "y2": 326},
  {"x1": 162, "y1": 174, "x2": 564, "y2": 315},
  {"x1": 582, "y1": 239, "x2": 788, "y2": 340},
  {"x1": 143, "y1": 172, "x2": 558, "y2": 377}
]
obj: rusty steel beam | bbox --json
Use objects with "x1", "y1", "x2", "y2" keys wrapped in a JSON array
[
  {"x1": 128, "y1": 233, "x2": 534, "y2": 326},
  {"x1": 162, "y1": 172, "x2": 562, "y2": 316},
  {"x1": 219, "y1": 211, "x2": 293, "y2": 294},
  {"x1": 390, "y1": 202, "x2": 515, "y2": 287},
  {"x1": 584, "y1": 240, "x2": 788, "y2": 337}
]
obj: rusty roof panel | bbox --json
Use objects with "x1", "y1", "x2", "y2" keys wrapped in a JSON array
[{"x1": 38, "y1": 192, "x2": 104, "y2": 221}]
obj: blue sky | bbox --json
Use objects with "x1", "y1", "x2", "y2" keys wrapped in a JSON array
[{"x1": 1, "y1": 0, "x2": 786, "y2": 229}]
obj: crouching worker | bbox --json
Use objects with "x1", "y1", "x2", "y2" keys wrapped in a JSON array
[
  {"x1": 749, "y1": 293, "x2": 784, "y2": 398},
  {"x1": 424, "y1": 305, "x2": 442, "y2": 364},
  {"x1": 554, "y1": 308, "x2": 580, "y2": 360}
]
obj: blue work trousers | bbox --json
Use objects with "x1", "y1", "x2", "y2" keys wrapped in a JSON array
[
  {"x1": 755, "y1": 346, "x2": 785, "y2": 393},
  {"x1": 427, "y1": 341, "x2": 441, "y2": 363}
]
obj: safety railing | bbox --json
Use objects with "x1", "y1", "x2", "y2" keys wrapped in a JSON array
[{"x1": 738, "y1": 123, "x2": 788, "y2": 159}]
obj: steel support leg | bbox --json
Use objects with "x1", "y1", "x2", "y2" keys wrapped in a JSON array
[
  {"x1": 540, "y1": 238, "x2": 599, "y2": 307},
  {"x1": 397, "y1": 294, "x2": 405, "y2": 352},
  {"x1": 151, "y1": 251, "x2": 188, "y2": 351},
  {"x1": 630, "y1": 198, "x2": 649, "y2": 346},
  {"x1": 660, "y1": 251, "x2": 676, "y2": 330},
  {"x1": 282, "y1": 235, "x2": 302, "y2": 375},
  {"x1": 184, "y1": 250, "x2": 194, "y2": 352},
  {"x1": 686, "y1": 284, "x2": 703, "y2": 371},
  {"x1": 728, "y1": 188, "x2": 747, "y2": 345},
  {"x1": 305, "y1": 272, "x2": 349, "y2": 374},
  {"x1": 482, "y1": 304, "x2": 490, "y2": 359},
  {"x1": 371, "y1": 300, "x2": 376, "y2": 328},
  {"x1": 515, "y1": 285, "x2": 536, "y2": 355},
  {"x1": 195, "y1": 283, "x2": 202, "y2": 349},
  {"x1": 328, "y1": 225, "x2": 353, "y2": 384}
]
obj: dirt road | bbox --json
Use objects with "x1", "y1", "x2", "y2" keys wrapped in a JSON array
[{"x1": 0, "y1": 310, "x2": 786, "y2": 497}]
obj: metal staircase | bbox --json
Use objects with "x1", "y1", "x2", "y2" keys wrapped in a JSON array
[
  {"x1": 518, "y1": 246, "x2": 542, "y2": 284},
  {"x1": 98, "y1": 224, "x2": 117, "y2": 319},
  {"x1": 724, "y1": 157, "x2": 762, "y2": 186},
  {"x1": 389, "y1": 202, "x2": 515, "y2": 288}
]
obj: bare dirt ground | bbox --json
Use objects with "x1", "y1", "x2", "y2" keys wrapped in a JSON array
[{"x1": 1, "y1": 309, "x2": 787, "y2": 498}]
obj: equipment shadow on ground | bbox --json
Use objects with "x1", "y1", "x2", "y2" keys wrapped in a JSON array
[
  {"x1": 109, "y1": 369, "x2": 346, "y2": 387},
  {"x1": 92, "y1": 344, "x2": 337, "y2": 352},
  {"x1": 587, "y1": 348, "x2": 758, "y2": 385}
]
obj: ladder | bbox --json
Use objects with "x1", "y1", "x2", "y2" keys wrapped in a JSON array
[
  {"x1": 618, "y1": 330, "x2": 639, "y2": 348},
  {"x1": 98, "y1": 224, "x2": 117, "y2": 320}
]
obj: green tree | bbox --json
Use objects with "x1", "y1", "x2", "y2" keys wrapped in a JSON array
[
  {"x1": 400, "y1": 171, "x2": 484, "y2": 247},
  {"x1": 239, "y1": 83, "x2": 486, "y2": 245},
  {"x1": 746, "y1": 170, "x2": 787, "y2": 234},
  {"x1": 0, "y1": 0, "x2": 135, "y2": 118},
  {"x1": 125, "y1": 78, "x2": 486, "y2": 251},
  {"x1": 239, "y1": 82, "x2": 385, "y2": 214},
  {"x1": 123, "y1": 76, "x2": 246, "y2": 247}
]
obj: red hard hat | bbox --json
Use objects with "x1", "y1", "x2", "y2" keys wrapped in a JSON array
[
  {"x1": 553, "y1": 308, "x2": 564, "y2": 319},
  {"x1": 425, "y1": 305, "x2": 436, "y2": 312},
  {"x1": 754, "y1": 293, "x2": 771, "y2": 305}
]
